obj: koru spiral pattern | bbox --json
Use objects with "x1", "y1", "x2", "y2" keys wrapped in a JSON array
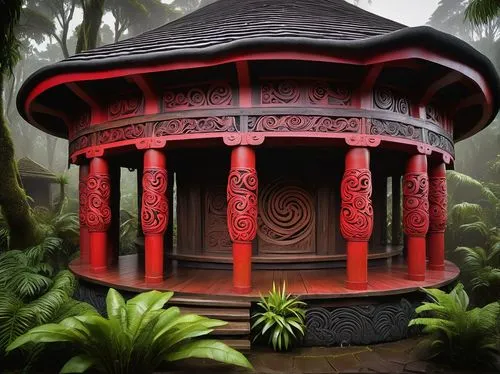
[
  {"x1": 141, "y1": 168, "x2": 168, "y2": 235},
  {"x1": 79, "y1": 175, "x2": 88, "y2": 227},
  {"x1": 428, "y1": 177, "x2": 447, "y2": 233},
  {"x1": 403, "y1": 172, "x2": 429, "y2": 236},
  {"x1": 227, "y1": 168, "x2": 258, "y2": 242},
  {"x1": 86, "y1": 174, "x2": 111, "y2": 232},
  {"x1": 340, "y1": 169, "x2": 373, "y2": 241},
  {"x1": 258, "y1": 180, "x2": 315, "y2": 246}
]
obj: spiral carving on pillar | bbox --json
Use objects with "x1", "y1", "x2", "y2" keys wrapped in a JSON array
[
  {"x1": 141, "y1": 169, "x2": 168, "y2": 235},
  {"x1": 340, "y1": 169, "x2": 373, "y2": 241},
  {"x1": 79, "y1": 176, "x2": 88, "y2": 227},
  {"x1": 227, "y1": 168, "x2": 258, "y2": 242},
  {"x1": 258, "y1": 180, "x2": 315, "y2": 246},
  {"x1": 403, "y1": 172, "x2": 429, "y2": 236},
  {"x1": 428, "y1": 177, "x2": 447, "y2": 233},
  {"x1": 86, "y1": 174, "x2": 111, "y2": 232}
]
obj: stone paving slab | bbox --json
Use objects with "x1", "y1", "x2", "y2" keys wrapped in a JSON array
[{"x1": 160, "y1": 337, "x2": 492, "y2": 373}]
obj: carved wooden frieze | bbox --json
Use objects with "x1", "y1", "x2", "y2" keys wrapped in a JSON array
[
  {"x1": 426, "y1": 105, "x2": 444, "y2": 126},
  {"x1": 108, "y1": 95, "x2": 144, "y2": 121},
  {"x1": 373, "y1": 87, "x2": 410, "y2": 115},
  {"x1": 97, "y1": 124, "x2": 146, "y2": 145},
  {"x1": 69, "y1": 134, "x2": 91, "y2": 154},
  {"x1": 369, "y1": 119, "x2": 422, "y2": 141},
  {"x1": 426, "y1": 130, "x2": 454, "y2": 156},
  {"x1": 260, "y1": 79, "x2": 352, "y2": 106},
  {"x1": 163, "y1": 82, "x2": 233, "y2": 111},
  {"x1": 153, "y1": 117, "x2": 237, "y2": 136},
  {"x1": 248, "y1": 116, "x2": 361, "y2": 133}
]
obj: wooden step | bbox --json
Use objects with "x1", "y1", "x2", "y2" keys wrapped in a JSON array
[
  {"x1": 213, "y1": 321, "x2": 250, "y2": 335},
  {"x1": 178, "y1": 306, "x2": 250, "y2": 321},
  {"x1": 170, "y1": 295, "x2": 251, "y2": 308},
  {"x1": 221, "y1": 339, "x2": 251, "y2": 351}
]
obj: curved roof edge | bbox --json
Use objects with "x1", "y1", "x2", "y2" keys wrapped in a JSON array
[{"x1": 17, "y1": 25, "x2": 500, "y2": 138}]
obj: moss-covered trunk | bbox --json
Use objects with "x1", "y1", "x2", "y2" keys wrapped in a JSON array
[
  {"x1": 76, "y1": 0, "x2": 106, "y2": 53},
  {"x1": 0, "y1": 76, "x2": 42, "y2": 248}
]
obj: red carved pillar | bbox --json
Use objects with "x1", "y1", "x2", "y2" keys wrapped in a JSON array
[
  {"x1": 427, "y1": 162, "x2": 447, "y2": 270},
  {"x1": 227, "y1": 146, "x2": 258, "y2": 294},
  {"x1": 340, "y1": 148, "x2": 373, "y2": 290},
  {"x1": 79, "y1": 164, "x2": 90, "y2": 264},
  {"x1": 87, "y1": 158, "x2": 111, "y2": 273},
  {"x1": 141, "y1": 149, "x2": 168, "y2": 283},
  {"x1": 403, "y1": 154, "x2": 429, "y2": 281}
]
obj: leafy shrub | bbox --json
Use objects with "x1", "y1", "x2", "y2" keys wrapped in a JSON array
[
  {"x1": 7, "y1": 288, "x2": 253, "y2": 374},
  {"x1": 252, "y1": 281, "x2": 306, "y2": 351},
  {"x1": 0, "y1": 239, "x2": 95, "y2": 369},
  {"x1": 455, "y1": 238, "x2": 500, "y2": 304},
  {"x1": 409, "y1": 283, "x2": 500, "y2": 369}
]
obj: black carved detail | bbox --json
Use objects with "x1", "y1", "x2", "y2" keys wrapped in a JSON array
[
  {"x1": 369, "y1": 119, "x2": 422, "y2": 141},
  {"x1": 373, "y1": 88, "x2": 410, "y2": 115},
  {"x1": 304, "y1": 299, "x2": 416, "y2": 346},
  {"x1": 74, "y1": 281, "x2": 135, "y2": 317},
  {"x1": 426, "y1": 130, "x2": 454, "y2": 155}
]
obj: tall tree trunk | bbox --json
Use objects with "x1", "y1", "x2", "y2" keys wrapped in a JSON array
[
  {"x1": 76, "y1": 0, "x2": 106, "y2": 53},
  {"x1": 0, "y1": 76, "x2": 42, "y2": 248},
  {"x1": 47, "y1": 135, "x2": 58, "y2": 170}
]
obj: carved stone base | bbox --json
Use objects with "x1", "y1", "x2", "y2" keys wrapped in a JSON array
[{"x1": 303, "y1": 297, "x2": 421, "y2": 346}]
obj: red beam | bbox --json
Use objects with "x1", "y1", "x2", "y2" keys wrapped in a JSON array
[
  {"x1": 130, "y1": 74, "x2": 160, "y2": 115},
  {"x1": 66, "y1": 82, "x2": 105, "y2": 125},
  {"x1": 236, "y1": 61, "x2": 252, "y2": 108}
]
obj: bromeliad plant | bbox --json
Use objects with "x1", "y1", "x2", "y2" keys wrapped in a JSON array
[
  {"x1": 252, "y1": 281, "x2": 306, "y2": 351},
  {"x1": 409, "y1": 283, "x2": 500, "y2": 369},
  {"x1": 7, "y1": 288, "x2": 253, "y2": 374}
]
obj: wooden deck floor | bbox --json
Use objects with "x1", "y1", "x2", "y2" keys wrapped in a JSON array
[{"x1": 70, "y1": 255, "x2": 460, "y2": 300}]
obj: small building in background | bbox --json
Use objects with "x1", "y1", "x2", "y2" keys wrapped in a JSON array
[{"x1": 17, "y1": 157, "x2": 58, "y2": 209}]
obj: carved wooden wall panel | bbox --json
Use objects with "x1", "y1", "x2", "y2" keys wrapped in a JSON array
[
  {"x1": 204, "y1": 185, "x2": 232, "y2": 253},
  {"x1": 257, "y1": 179, "x2": 316, "y2": 254}
]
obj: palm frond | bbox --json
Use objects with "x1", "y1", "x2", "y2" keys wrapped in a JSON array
[{"x1": 465, "y1": 0, "x2": 500, "y2": 26}]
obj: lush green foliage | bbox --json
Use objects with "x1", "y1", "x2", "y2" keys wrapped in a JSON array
[
  {"x1": 465, "y1": 0, "x2": 500, "y2": 26},
  {"x1": 7, "y1": 288, "x2": 252, "y2": 374},
  {"x1": 409, "y1": 283, "x2": 500, "y2": 369},
  {"x1": 252, "y1": 282, "x2": 306, "y2": 351}
]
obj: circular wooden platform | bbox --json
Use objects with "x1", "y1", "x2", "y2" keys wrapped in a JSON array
[{"x1": 69, "y1": 255, "x2": 459, "y2": 301}]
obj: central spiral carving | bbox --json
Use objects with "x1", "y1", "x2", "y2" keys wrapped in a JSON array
[{"x1": 258, "y1": 180, "x2": 314, "y2": 246}]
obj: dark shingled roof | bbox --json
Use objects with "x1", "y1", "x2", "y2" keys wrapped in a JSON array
[
  {"x1": 65, "y1": 0, "x2": 406, "y2": 63},
  {"x1": 18, "y1": 157, "x2": 57, "y2": 181},
  {"x1": 16, "y1": 0, "x2": 500, "y2": 136}
]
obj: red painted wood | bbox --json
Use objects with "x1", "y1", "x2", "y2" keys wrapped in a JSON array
[
  {"x1": 236, "y1": 61, "x2": 252, "y2": 108},
  {"x1": 79, "y1": 164, "x2": 90, "y2": 264},
  {"x1": 69, "y1": 254, "x2": 460, "y2": 299},
  {"x1": 403, "y1": 154, "x2": 429, "y2": 281},
  {"x1": 25, "y1": 47, "x2": 494, "y2": 140},
  {"x1": 87, "y1": 157, "x2": 111, "y2": 273},
  {"x1": 345, "y1": 241, "x2": 368, "y2": 290},
  {"x1": 130, "y1": 75, "x2": 159, "y2": 115},
  {"x1": 341, "y1": 147, "x2": 373, "y2": 290},
  {"x1": 142, "y1": 149, "x2": 168, "y2": 283},
  {"x1": 427, "y1": 162, "x2": 447, "y2": 271},
  {"x1": 66, "y1": 83, "x2": 105, "y2": 125},
  {"x1": 227, "y1": 146, "x2": 257, "y2": 293}
]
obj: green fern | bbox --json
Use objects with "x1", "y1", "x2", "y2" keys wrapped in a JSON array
[
  {"x1": 0, "y1": 270, "x2": 95, "y2": 354},
  {"x1": 7, "y1": 288, "x2": 251, "y2": 374},
  {"x1": 409, "y1": 283, "x2": 500, "y2": 369}
]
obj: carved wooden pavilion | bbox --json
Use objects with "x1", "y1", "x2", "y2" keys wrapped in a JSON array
[{"x1": 17, "y1": 0, "x2": 499, "y2": 345}]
